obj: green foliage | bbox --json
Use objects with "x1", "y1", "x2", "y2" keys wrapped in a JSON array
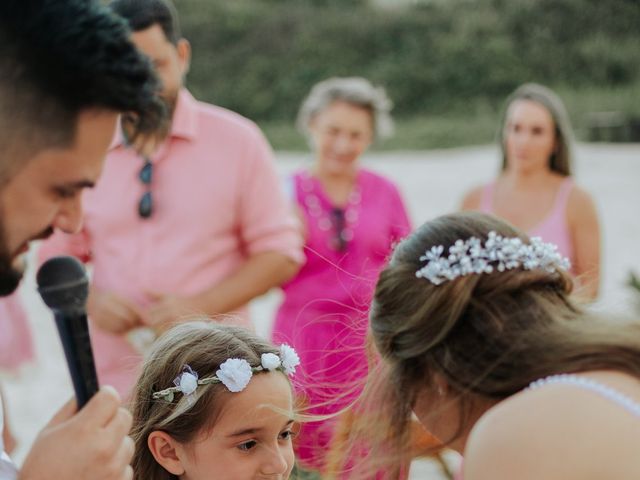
[{"x1": 174, "y1": 0, "x2": 640, "y2": 147}]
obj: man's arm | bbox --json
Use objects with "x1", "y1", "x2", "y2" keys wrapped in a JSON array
[
  {"x1": 146, "y1": 124, "x2": 303, "y2": 328},
  {"x1": 145, "y1": 251, "x2": 299, "y2": 327}
]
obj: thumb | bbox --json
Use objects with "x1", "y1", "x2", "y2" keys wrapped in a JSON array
[
  {"x1": 144, "y1": 290, "x2": 165, "y2": 301},
  {"x1": 45, "y1": 397, "x2": 78, "y2": 428}
]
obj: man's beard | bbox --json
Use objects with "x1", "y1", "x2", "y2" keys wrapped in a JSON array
[
  {"x1": 0, "y1": 223, "x2": 24, "y2": 296},
  {"x1": 0, "y1": 219, "x2": 52, "y2": 296}
]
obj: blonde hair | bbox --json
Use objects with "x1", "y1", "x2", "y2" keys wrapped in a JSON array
[
  {"x1": 342, "y1": 212, "x2": 640, "y2": 477},
  {"x1": 130, "y1": 321, "x2": 286, "y2": 480},
  {"x1": 499, "y1": 83, "x2": 575, "y2": 176},
  {"x1": 297, "y1": 76, "x2": 394, "y2": 140}
]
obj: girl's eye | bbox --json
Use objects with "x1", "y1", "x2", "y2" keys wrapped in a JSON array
[
  {"x1": 54, "y1": 187, "x2": 77, "y2": 199},
  {"x1": 238, "y1": 440, "x2": 257, "y2": 452},
  {"x1": 279, "y1": 429, "x2": 294, "y2": 441}
]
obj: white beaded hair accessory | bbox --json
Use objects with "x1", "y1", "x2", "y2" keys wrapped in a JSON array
[
  {"x1": 415, "y1": 231, "x2": 570, "y2": 285},
  {"x1": 151, "y1": 344, "x2": 300, "y2": 402}
]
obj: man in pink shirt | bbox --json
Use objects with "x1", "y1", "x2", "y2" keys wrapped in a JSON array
[{"x1": 39, "y1": 0, "x2": 303, "y2": 398}]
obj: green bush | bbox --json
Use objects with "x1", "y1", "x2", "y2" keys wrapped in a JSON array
[{"x1": 173, "y1": 0, "x2": 640, "y2": 148}]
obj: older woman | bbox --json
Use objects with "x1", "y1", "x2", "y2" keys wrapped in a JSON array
[
  {"x1": 271, "y1": 77, "x2": 411, "y2": 473},
  {"x1": 462, "y1": 83, "x2": 600, "y2": 300}
]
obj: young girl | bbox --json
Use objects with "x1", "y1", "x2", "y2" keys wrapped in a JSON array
[{"x1": 130, "y1": 321, "x2": 301, "y2": 480}]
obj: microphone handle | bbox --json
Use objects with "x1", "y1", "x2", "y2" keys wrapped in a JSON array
[{"x1": 53, "y1": 311, "x2": 99, "y2": 408}]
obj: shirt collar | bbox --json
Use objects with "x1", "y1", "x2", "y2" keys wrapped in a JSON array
[{"x1": 110, "y1": 88, "x2": 199, "y2": 150}]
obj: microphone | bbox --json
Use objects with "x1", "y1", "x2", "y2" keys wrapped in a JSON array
[{"x1": 37, "y1": 256, "x2": 99, "y2": 409}]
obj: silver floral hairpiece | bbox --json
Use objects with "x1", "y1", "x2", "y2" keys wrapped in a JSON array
[
  {"x1": 151, "y1": 344, "x2": 300, "y2": 402},
  {"x1": 415, "y1": 231, "x2": 570, "y2": 285}
]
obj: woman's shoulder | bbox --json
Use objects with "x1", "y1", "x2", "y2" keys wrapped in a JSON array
[
  {"x1": 566, "y1": 181, "x2": 595, "y2": 206},
  {"x1": 565, "y1": 181, "x2": 598, "y2": 224},
  {"x1": 464, "y1": 374, "x2": 640, "y2": 479},
  {"x1": 460, "y1": 184, "x2": 487, "y2": 211}
]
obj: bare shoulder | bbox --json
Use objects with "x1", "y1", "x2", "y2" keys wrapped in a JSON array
[
  {"x1": 566, "y1": 183, "x2": 598, "y2": 223},
  {"x1": 460, "y1": 185, "x2": 484, "y2": 211},
  {"x1": 567, "y1": 183, "x2": 597, "y2": 212},
  {"x1": 464, "y1": 383, "x2": 640, "y2": 480}
]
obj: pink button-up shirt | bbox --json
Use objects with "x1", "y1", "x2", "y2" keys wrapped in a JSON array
[{"x1": 39, "y1": 89, "x2": 303, "y2": 396}]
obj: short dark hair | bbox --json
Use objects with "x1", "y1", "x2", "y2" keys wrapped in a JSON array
[
  {"x1": 110, "y1": 0, "x2": 182, "y2": 45},
  {"x1": 0, "y1": 0, "x2": 164, "y2": 178}
]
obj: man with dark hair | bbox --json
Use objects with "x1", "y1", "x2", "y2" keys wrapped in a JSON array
[
  {"x1": 36, "y1": 0, "x2": 303, "y2": 397},
  {"x1": 0, "y1": 0, "x2": 162, "y2": 478}
]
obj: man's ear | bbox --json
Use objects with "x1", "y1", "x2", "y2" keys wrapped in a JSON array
[
  {"x1": 147, "y1": 430, "x2": 186, "y2": 475},
  {"x1": 176, "y1": 38, "x2": 191, "y2": 77}
]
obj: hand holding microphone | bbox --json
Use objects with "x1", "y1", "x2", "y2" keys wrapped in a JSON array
[{"x1": 19, "y1": 256, "x2": 134, "y2": 480}]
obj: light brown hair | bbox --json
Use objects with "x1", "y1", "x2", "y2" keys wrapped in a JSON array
[
  {"x1": 343, "y1": 212, "x2": 640, "y2": 477},
  {"x1": 130, "y1": 321, "x2": 285, "y2": 480},
  {"x1": 499, "y1": 83, "x2": 575, "y2": 176}
]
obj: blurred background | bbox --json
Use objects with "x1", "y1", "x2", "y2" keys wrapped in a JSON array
[
  {"x1": 176, "y1": 0, "x2": 640, "y2": 149},
  {"x1": 3, "y1": 1, "x2": 640, "y2": 478}
]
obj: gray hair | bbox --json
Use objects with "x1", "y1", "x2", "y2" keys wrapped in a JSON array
[{"x1": 297, "y1": 77, "x2": 394, "y2": 140}]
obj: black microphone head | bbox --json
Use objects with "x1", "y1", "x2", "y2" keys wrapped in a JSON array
[{"x1": 37, "y1": 256, "x2": 89, "y2": 312}]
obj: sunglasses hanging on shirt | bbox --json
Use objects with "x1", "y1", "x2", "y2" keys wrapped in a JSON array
[{"x1": 138, "y1": 157, "x2": 153, "y2": 219}]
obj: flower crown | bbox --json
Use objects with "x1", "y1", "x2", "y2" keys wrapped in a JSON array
[
  {"x1": 151, "y1": 344, "x2": 300, "y2": 402},
  {"x1": 415, "y1": 231, "x2": 570, "y2": 285}
]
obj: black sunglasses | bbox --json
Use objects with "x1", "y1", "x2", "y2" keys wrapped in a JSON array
[
  {"x1": 138, "y1": 158, "x2": 153, "y2": 219},
  {"x1": 330, "y1": 207, "x2": 348, "y2": 251}
]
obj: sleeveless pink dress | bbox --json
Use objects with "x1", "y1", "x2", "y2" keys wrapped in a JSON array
[{"x1": 479, "y1": 178, "x2": 575, "y2": 265}]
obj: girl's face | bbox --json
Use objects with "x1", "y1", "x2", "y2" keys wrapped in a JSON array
[
  {"x1": 309, "y1": 100, "x2": 374, "y2": 178},
  {"x1": 503, "y1": 99, "x2": 557, "y2": 174},
  {"x1": 159, "y1": 373, "x2": 295, "y2": 480}
]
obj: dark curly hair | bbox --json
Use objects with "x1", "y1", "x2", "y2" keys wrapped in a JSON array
[{"x1": 0, "y1": 0, "x2": 164, "y2": 177}]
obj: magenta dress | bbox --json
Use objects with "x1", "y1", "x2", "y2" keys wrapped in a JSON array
[{"x1": 272, "y1": 168, "x2": 411, "y2": 469}]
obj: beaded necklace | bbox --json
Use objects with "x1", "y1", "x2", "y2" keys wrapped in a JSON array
[
  {"x1": 527, "y1": 374, "x2": 640, "y2": 418},
  {"x1": 299, "y1": 171, "x2": 361, "y2": 252}
]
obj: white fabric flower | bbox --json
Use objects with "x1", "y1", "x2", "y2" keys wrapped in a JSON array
[
  {"x1": 280, "y1": 344, "x2": 300, "y2": 375},
  {"x1": 173, "y1": 365, "x2": 199, "y2": 396},
  {"x1": 261, "y1": 353, "x2": 281, "y2": 371},
  {"x1": 178, "y1": 372, "x2": 198, "y2": 395},
  {"x1": 216, "y1": 358, "x2": 253, "y2": 392}
]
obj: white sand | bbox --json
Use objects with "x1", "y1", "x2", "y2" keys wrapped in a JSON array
[{"x1": 3, "y1": 144, "x2": 639, "y2": 477}]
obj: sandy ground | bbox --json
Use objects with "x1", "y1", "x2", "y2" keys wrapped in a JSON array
[{"x1": 2, "y1": 143, "x2": 639, "y2": 477}]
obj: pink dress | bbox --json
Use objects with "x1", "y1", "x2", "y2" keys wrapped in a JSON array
[
  {"x1": 271, "y1": 168, "x2": 411, "y2": 470},
  {"x1": 479, "y1": 178, "x2": 575, "y2": 264},
  {"x1": 0, "y1": 292, "x2": 34, "y2": 373}
]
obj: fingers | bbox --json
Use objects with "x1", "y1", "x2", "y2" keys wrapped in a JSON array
[
  {"x1": 103, "y1": 407, "x2": 133, "y2": 449},
  {"x1": 114, "y1": 299, "x2": 144, "y2": 330},
  {"x1": 90, "y1": 293, "x2": 144, "y2": 333},
  {"x1": 121, "y1": 465, "x2": 134, "y2": 480},
  {"x1": 46, "y1": 397, "x2": 78, "y2": 427},
  {"x1": 110, "y1": 435, "x2": 135, "y2": 480},
  {"x1": 74, "y1": 385, "x2": 121, "y2": 429}
]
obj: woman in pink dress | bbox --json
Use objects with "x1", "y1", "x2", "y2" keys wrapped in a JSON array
[
  {"x1": 271, "y1": 77, "x2": 411, "y2": 474},
  {"x1": 461, "y1": 83, "x2": 600, "y2": 300}
]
